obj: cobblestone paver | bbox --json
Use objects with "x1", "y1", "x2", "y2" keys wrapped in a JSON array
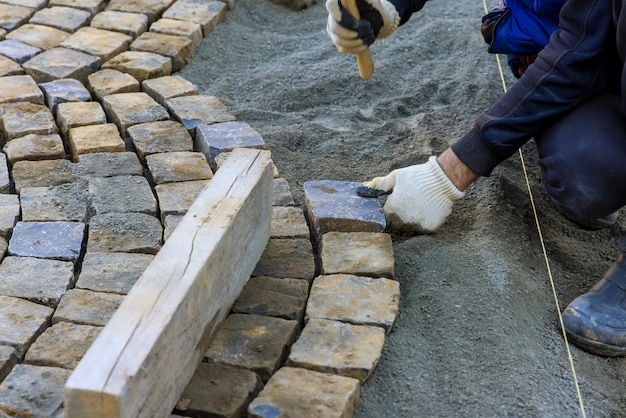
[{"x1": 0, "y1": 2, "x2": 398, "y2": 417}]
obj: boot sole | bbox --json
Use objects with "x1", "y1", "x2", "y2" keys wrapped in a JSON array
[{"x1": 566, "y1": 331, "x2": 626, "y2": 357}]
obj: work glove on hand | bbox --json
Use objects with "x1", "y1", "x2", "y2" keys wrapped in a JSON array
[
  {"x1": 362, "y1": 156, "x2": 465, "y2": 233},
  {"x1": 326, "y1": 0, "x2": 400, "y2": 54}
]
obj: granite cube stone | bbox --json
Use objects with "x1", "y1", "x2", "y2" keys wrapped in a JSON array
[
  {"x1": 232, "y1": 276, "x2": 309, "y2": 322},
  {"x1": 167, "y1": 95, "x2": 235, "y2": 132},
  {"x1": 105, "y1": 0, "x2": 175, "y2": 24},
  {"x1": 88, "y1": 175, "x2": 157, "y2": 216},
  {"x1": 130, "y1": 31, "x2": 193, "y2": 72},
  {"x1": 163, "y1": 214, "x2": 182, "y2": 241},
  {"x1": 0, "y1": 0, "x2": 47, "y2": 9},
  {"x1": 39, "y1": 78, "x2": 92, "y2": 114},
  {"x1": 11, "y1": 159, "x2": 78, "y2": 193},
  {"x1": 8, "y1": 221, "x2": 85, "y2": 262},
  {"x1": 0, "y1": 345, "x2": 17, "y2": 382},
  {"x1": 149, "y1": 18, "x2": 202, "y2": 51},
  {"x1": 6, "y1": 24, "x2": 71, "y2": 51},
  {"x1": 75, "y1": 252, "x2": 153, "y2": 294},
  {"x1": 77, "y1": 152, "x2": 143, "y2": 178},
  {"x1": 0, "y1": 364, "x2": 70, "y2": 416},
  {"x1": 87, "y1": 212, "x2": 162, "y2": 254},
  {"x1": 0, "y1": 55, "x2": 23, "y2": 76},
  {"x1": 101, "y1": 50, "x2": 171, "y2": 82},
  {"x1": 320, "y1": 231, "x2": 395, "y2": 279},
  {"x1": 253, "y1": 238, "x2": 316, "y2": 282},
  {"x1": 154, "y1": 179, "x2": 209, "y2": 222},
  {"x1": 68, "y1": 123, "x2": 125, "y2": 161},
  {"x1": 0, "y1": 39, "x2": 41, "y2": 64},
  {"x1": 195, "y1": 121, "x2": 266, "y2": 169},
  {"x1": 0, "y1": 296, "x2": 53, "y2": 358},
  {"x1": 0, "y1": 194, "x2": 20, "y2": 239},
  {"x1": 273, "y1": 178, "x2": 295, "y2": 206},
  {"x1": 0, "y1": 154, "x2": 9, "y2": 194},
  {"x1": 20, "y1": 183, "x2": 89, "y2": 222},
  {"x1": 162, "y1": 0, "x2": 227, "y2": 36},
  {"x1": 3, "y1": 133, "x2": 66, "y2": 165},
  {"x1": 0, "y1": 74, "x2": 44, "y2": 105},
  {"x1": 0, "y1": 102, "x2": 58, "y2": 143},
  {"x1": 87, "y1": 68, "x2": 140, "y2": 100},
  {"x1": 127, "y1": 120, "x2": 193, "y2": 162},
  {"x1": 24, "y1": 322, "x2": 101, "y2": 369},
  {"x1": 56, "y1": 101, "x2": 107, "y2": 140},
  {"x1": 52, "y1": 288, "x2": 124, "y2": 326},
  {"x1": 29, "y1": 6, "x2": 92, "y2": 33},
  {"x1": 101, "y1": 92, "x2": 169, "y2": 137},
  {"x1": 145, "y1": 151, "x2": 213, "y2": 184},
  {"x1": 271, "y1": 206, "x2": 310, "y2": 239},
  {"x1": 0, "y1": 4, "x2": 35, "y2": 32},
  {"x1": 23, "y1": 47, "x2": 101, "y2": 84},
  {"x1": 60, "y1": 26, "x2": 132, "y2": 62},
  {"x1": 90, "y1": 10, "x2": 148, "y2": 38},
  {"x1": 49, "y1": 0, "x2": 107, "y2": 15},
  {"x1": 141, "y1": 74, "x2": 198, "y2": 107}
]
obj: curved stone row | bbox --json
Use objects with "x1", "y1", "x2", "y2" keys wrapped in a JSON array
[{"x1": 0, "y1": 1, "x2": 400, "y2": 417}]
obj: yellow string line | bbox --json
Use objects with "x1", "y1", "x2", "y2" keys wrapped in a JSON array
[{"x1": 480, "y1": 2, "x2": 586, "y2": 416}]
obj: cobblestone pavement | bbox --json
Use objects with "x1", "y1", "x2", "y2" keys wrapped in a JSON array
[{"x1": 0, "y1": 1, "x2": 399, "y2": 417}]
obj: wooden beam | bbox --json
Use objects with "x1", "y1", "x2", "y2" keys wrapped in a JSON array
[{"x1": 64, "y1": 148, "x2": 274, "y2": 417}]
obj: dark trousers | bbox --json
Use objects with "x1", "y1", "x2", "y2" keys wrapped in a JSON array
[{"x1": 536, "y1": 93, "x2": 626, "y2": 220}]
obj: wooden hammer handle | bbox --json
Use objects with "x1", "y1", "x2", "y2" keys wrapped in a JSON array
[{"x1": 342, "y1": 0, "x2": 375, "y2": 79}]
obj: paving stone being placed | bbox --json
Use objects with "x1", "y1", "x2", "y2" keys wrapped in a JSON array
[
  {"x1": 56, "y1": 101, "x2": 108, "y2": 139},
  {"x1": 145, "y1": 151, "x2": 213, "y2": 185},
  {"x1": 49, "y1": 0, "x2": 107, "y2": 15},
  {"x1": 106, "y1": 0, "x2": 175, "y2": 24},
  {"x1": 75, "y1": 251, "x2": 153, "y2": 294},
  {"x1": 87, "y1": 212, "x2": 163, "y2": 254},
  {"x1": 24, "y1": 322, "x2": 101, "y2": 369},
  {"x1": 39, "y1": 78, "x2": 92, "y2": 115},
  {"x1": 101, "y1": 50, "x2": 172, "y2": 82},
  {"x1": 11, "y1": 159, "x2": 78, "y2": 192},
  {"x1": 0, "y1": 75, "x2": 43, "y2": 105},
  {"x1": 253, "y1": 238, "x2": 316, "y2": 282},
  {"x1": 8, "y1": 221, "x2": 85, "y2": 262},
  {"x1": 22, "y1": 47, "x2": 101, "y2": 84},
  {"x1": 87, "y1": 69, "x2": 140, "y2": 101},
  {"x1": 0, "y1": 39, "x2": 41, "y2": 64},
  {"x1": 61, "y1": 26, "x2": 132, "y2": 62},
  {"x1": 6, "y1": 24, "x2": 71, "y2": 51},
  {"x1": 0, "y1": 55, "x2": 23, "y2": 77},
  {"x1": 320, "y1": 231, "x2": 395, "y2": 279},
  {"x1": 3, "y1": 133, "x2": 66, "y2": 164},
  {"x1": 196, "y1": 121, "x2": 266, "y2": 168},
  {"x1": 127, "y1": 120, "x2": 193, "y2": 162},
  {"x1": 175, "y1": 362, "x2": 262, "y2": 418},
  {"x1": 204, "y1": 313, "x2": 298, "y2": 382},
  {"x1": 271, "y1": 206, "x2": 310, "y2": 239},
  {"x1": 232, "y1": 276, "x2": 309, "y2": 322},
  {"x1": 154, "y1": 179, "x2": 210, "y2": 222},
  {"x1": 286, "y1": 318, "x2": 385, "y2": 383},
  {"x1": 88, "y1": 175, "x2": 157, "y2": 216},
  {"x1": 20, "y1": 183, "x2": 89, "y2": 222},
  {"x1": 77, "y1": 151, "x2": 143, "y2": 178},
  {"x1": 141, "y1": 74, "x2": 198, "y2": 107},
  {"x1": 0, "y1": 257, "x2": 74, "y2": 307},
  {"x1": 167, "y1": 95, "x2": 236, "y2": 132},
  {"x1": 90, "y1": 10, "x2": 148, "y2": 38},
  {"x1": 0, "y1": 102, "x2": 58, "y2": 142},
  {"x1": 0, "y1": 295, "x2": 53, "y2": 358},
  {"x1": 29, "y1": 6, "x2": 91, "y2": 33},
  {"x1": 0, "y1": 4, "x2": 35, "y2": 32},
  {"x1": 101, "y1": 92, "x2": 170, "y2": 137},
  {"x1": 162, "y1": 0, "x2": 228, "y2": 36},
  {"x1": 304, "y1": 180, "x2": 386, "y2": 242},
  {"x1": 247, "y1": 366, "x2": 360, "y2": 418},
  {"x1": 0, "y1": 345, "x2": 17, "y2": 382},
  {"x1": 0, "y1": 194, "x2": 20, "y2": 239},
  {"x1": 130, "y1": 31, "x2": 193, "y2": 72},
  {"x1": 149, "y1": 18, "x2": 203, "y2": 51},
  {"x1": 0, "y1": 364, "x2": 70, "y2": 417},
  {"x1": 273, "y1": 178, "x2": 295, "y2": 206},
  {"x1": 68, "y1": 123, "x2": 126, "y2": 162},
  {"x1": 306, "y1": 274, "x2": 400, "y2": 333},
  {"x1": 52, "y1": 288, "x2": 124, "y2": 326}
]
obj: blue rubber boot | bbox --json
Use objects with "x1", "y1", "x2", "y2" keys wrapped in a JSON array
[{"x1": 563, "y1": 236, "x2": 626, "y2": 356}]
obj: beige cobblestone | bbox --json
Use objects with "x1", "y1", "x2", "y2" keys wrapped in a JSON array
[
  {"x1": 273, "y1": 178, "x2": 295, "y2": 206},
  {"x1": 154, "y1": 179, "x2": 210, "y2": 221},
  {"x1": 102, "y1": 50, "x2": 172, "y2": 82},
  {"x1": 75, "y1": 252, "x2": 154, "y2": 294},
  {"x1": 0, "y1": 55, "x2": 23, "y2": 77},
  {"x1": 101, "y1": 91, "x2": 170, "y2": 136},
  {"x1": 106, "y1": 0, "x2": 175, "y2": 24},
  {"x1": 0, "y1": 295, "x2": 53, "y2": 357},
  {"x1": 253, "y1": 238, "x2": 316, "y2": 281},
  {"x1": 0, "y1": 102, "x2": 58, "y2": 142},
  {"x1": 49, "y1": 0, "x2": 107, "y2": 15},
  {"x1": 22, "y1": 47, "x2": 101, "y2": 84},
  {"x1": 271, "y1": 206, "x2": 310, "y2": 239},
  {"x1": 167, "y1": 94, "x2": 236, "y2": 132},
  {"x1": 12, "y1": 159, "x2": 77, "y2": 192},
  {"x1": 29, "y1": 6, "x2": 91, "y2": 33},
  {"x1": 56, "y1": 101, "x2": 108, "y2": 140},
  {"x1": 68, "y1": 123, "x2": 126, "y2": 161},
  {"x1": 232, "y1": 276, "x2": 309, "y2": 322},
  {"x1": 1, "y1": 0, "x2": 47, "y2": 9},
  {"x1": 61, "y1": 26, "x2": 132, "y2": 62},
  {"x1": 127, "y1": 120, "x2": 194, "y2": 162},
  {"x1": 6, "y1": 23, "x2": 71, "y2": 51},
  {"x1": 52, "y1": 288, "x2": 124, "y2": 326},
  {"x1": 0, "y1": 4, "x2": 34, "y2": 32},
  {"x1": 0, "y1": 345, "x2": 17, "y2": 382},
  {"x1": 90, "y1": 10, "x2": 149, "y2": 38},
  {"x1": 4, "y1": 133, "x2": 65, "y2": 164},
  {"x1": 149, "y1": 18, "x2": 203, "y2": 51},
  {"x1": 0, "y1": 75, "x2": 44, "y2": 105},
  {"x1": 320, "y1": 231, "x2": 395, "y2": 279},
  {"x1": 87, "y1": 69, "x2": 140, "y2": 100},
  {"x1": 146, "y1": 151, "x2": 213, "y2": 184},
  {"x1": 0, "y1": 194, "x2": 20, "y2": 239},
  {"x1": 162, "y1": 0, "x2": 228, "y2": 36},
  {"x1": 141, "y1": 74, "x2": 198, "y2": 107},
  {"x1": 131, "y1": 31, "x2": 193, "y2": 72}
]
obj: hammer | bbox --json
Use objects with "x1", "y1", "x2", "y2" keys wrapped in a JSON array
[{"x1": 342, "y1": 0, "x2": 375, "y2": 79}]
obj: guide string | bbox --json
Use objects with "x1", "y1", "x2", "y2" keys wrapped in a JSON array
[{"x1": 479, "y1": 1, "x2": 587, "y2": 416}]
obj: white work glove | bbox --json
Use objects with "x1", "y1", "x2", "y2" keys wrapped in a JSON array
[
  {"x1": 326, "y1": 0, "x2": 400, "y2": 54},
  {"x1": 362, "y1": 156, "x2": 465, "y2": 233}
]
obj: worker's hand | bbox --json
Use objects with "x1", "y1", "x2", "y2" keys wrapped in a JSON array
[
  {"x1": 326, "y1": 0, "x2": 400, "y2": 54},
  {"x1": 362, "y1": 156, "x2": 465, "y2": 233}
]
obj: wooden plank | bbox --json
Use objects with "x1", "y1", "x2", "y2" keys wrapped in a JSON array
[{"x1": 64, "y1": 148, "x2": 274, "y2": 418}]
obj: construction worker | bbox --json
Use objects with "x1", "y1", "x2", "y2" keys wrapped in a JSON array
[{"x1": 326, "y1": 0, "x2": 626, "y2": 357}]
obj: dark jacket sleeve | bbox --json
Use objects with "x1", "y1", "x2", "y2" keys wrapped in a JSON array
[
  {"x1": 452, "y1": 0, "x2": 615, "y2": 176},
  {"x1": 388, "y1": 0, "x2": 429, "y2": 25}
]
